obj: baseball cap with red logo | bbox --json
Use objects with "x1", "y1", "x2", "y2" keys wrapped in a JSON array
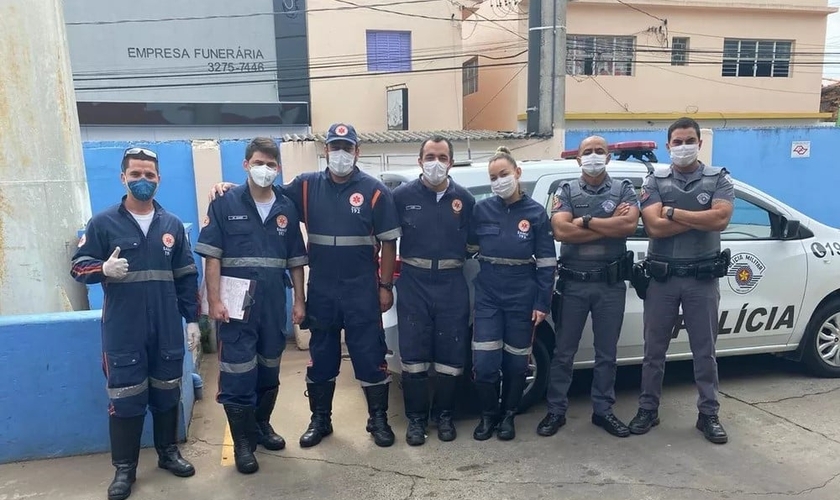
[{"x1": 325, "y1": 123, "x2": 359, "y2": 146}]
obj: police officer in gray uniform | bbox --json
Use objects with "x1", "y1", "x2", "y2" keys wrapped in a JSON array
[
  {"x1": 537, "y1": 136, "x2": 639, "y2": 438},
  {"x1": 628, "y1": 117, "x2": 734, "y2": 444}
]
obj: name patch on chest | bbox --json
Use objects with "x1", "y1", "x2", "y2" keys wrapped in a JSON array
[
  {"x1": 406, "y1": 205, "x2": 422, "y2": 211},
  {"x1": 574, "y1": 204, "x2": 589, "y2": 209},
  {"x1": 228, "y1": 215, "x2": 248, "y2": 221}
]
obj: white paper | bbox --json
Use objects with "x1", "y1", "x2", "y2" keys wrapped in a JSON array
[{"x1": 219, "y1": 276, "x2": 253, "y2": 320}]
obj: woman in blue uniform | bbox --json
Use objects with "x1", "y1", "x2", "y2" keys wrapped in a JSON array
[{"x1": 468, "y1": 146, "x2": 557, "y2": 441}]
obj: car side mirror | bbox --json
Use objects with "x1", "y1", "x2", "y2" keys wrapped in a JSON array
[{"x1": 781, "y1": 218, "x2": 801, "y2": 240}]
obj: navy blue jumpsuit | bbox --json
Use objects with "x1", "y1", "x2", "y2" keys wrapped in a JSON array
[
  {"x1": 284, "y1": 168, "x2": 402, "y2": 386},
  {"x1": 468, "y1": 194, "x2": 557, "y2": 383},
  {"x1": 195, "y1": 184, "x2": 307, "y2": 407},
  {"x1": 392, "y1": 176, "x2": 475, "y2": 377},
  {"x1": 71, "y1": 198, "x2": 199, "y2": 418}
]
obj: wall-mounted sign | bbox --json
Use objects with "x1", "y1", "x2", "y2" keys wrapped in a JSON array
[
  {"x1": 791, "y1": 141, "x2": 811, "y2": 158},
  {"x1": 387, "y1": 87, "x2": 409, "y2": 131}
]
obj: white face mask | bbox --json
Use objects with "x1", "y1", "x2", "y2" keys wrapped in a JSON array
[
  {"x1": 580, "y1": 153, "x2": 607, "y2": 177},
  {"x1": 328, "y1": 149, "x2": 356, "y2": 176},
  {"x1": 491, "y1": 174, "x2": 518, "y2": 199},
  {"x1": 670, "y1": 144, "x2": 699, "y2": 167},
  {"x1": 421, "y1": 161, "x2": 449, "y2": 186},
  {"x1": 249, "y1": 163, "x2": 278, "y2": 188}
]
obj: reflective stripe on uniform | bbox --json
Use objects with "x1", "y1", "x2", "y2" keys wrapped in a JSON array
[
  {"x1": 360, "y1": 375, "x2": 392, "y2": 387},
  {"x1": 149, "y1": 377, "x2": 181, "y2": 390},
  {"x1": 173, "y1": 264, "x2": 197, "y2": 278},
  {"x1": 305, "y1": 376, "x2": 337, "y2": 384},
  {"x1": 536, "y1": 258, "x2": 558, "y2": 268},
  {"x1": 477, "y1": 255, "x2": 534, "y2": 266},
  {"x1": 107, "y1": 270, "x2": 174, "y2": 283},
  {"x1": 258, "y1": 354, "x2": 281, "y2": 368},
  {"x1": 107, "y1": 379, "x2": 149, "y2": 399},
  {"x1": 195, "y1": 242, "x2": 223, "y2": 259},
  {"x1": 401, "y1": 361, "x2": 430, "y2": 373},
  {"x1": 308, "y1": 234, "x2": 376, "y2": 246},
  {"x1": 401, "y1": 257, "x2": 464, "y2": 270},
  {"x1": 287, "y1": 256, "x2": 309, "y2": 268},
  {"x1": 376, "y1": 228, "x2": 402, "y2": 241},
  {"x1": 222, "y1": 257, "x2": 287, "y2": 268},
  {"x1": 504, "y1": 344, "x2": 532, "y2": 356},
  {"x1": 433, "y1": 363, "x2": 464, "y2": 376},
  {"x1": 220, "y1": 356, "x2": 258, "y2": 374},
  {"x1": 71, "y1": 255, "x2": 97, "y2": 266},
  {"x1": 472, "y1": 340, "x2": 503, "y2": 351}
]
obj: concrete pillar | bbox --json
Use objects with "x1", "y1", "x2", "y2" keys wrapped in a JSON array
[
  {"x1": 699, "y1": 128, "x2": 714, "y2": 166},
  {"x1": 0, "y1": 0, "x2": 92, "y2": 315}
]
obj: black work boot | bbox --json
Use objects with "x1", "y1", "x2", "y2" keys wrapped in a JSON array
[
  {"x1": 472, "y1": 382, "x2": 500, "y2": 441},
  {"x1": 536, "y1": 413, "x2": 567, "y2": 437},
  {"x1": 497, "y1": 372, "x2": 526, "y2": 441},
  {"x1": 153, "y1": 406, "x2": 195, "y2": 477},
  {"x1": 223, "y1": 404, "x2": 259, "y2": 474},
  {"x1": 299, "y1": 381, "x2": 335, "y2": 448},
  {"x1": 433, "y1": 374, "x2": 459, "y2": 442},
  {"x1": 402, "y1": 374, "x2": 429, "y2": 446},
  {"x1": 628, "y1": 408, "x2": 660, "y2": 435},
  {"x1": 255, "y1": 387, "x2": 286, "y2": 450},
  {"x1": 107, "y1": 414, "x2": 145, "y2": 500},
  {"x1": 592, "y1": 413, "x2": 631, "y2": 438},
  {"x1": 363, "y1": 383, "x2": 396, "y2": 447},
  {"x1": 696, "y1": 413, "x2": 728, "y2": 444}
]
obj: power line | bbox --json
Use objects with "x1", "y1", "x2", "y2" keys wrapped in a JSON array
[
  {"x1": 465, "y1": 65, "x2": 526, "y2": 127},
  {"x1": 615, "y1": 0, "x2": 667, "y2": 23}
]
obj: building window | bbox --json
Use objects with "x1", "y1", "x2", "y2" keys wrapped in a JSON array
[
  {"x1": 566, "y1": 35, "x2": 634, "y2": 76},
  {"x1": 463, "y1": 57, "x2": 478, "y2": 95},
  {"x1": 722, "y1": 39, "x2": 792, "y2": 78},
  {"x1": 671, "y1": 37, "x2": 689, "y2": 66},
  {"x1": 366, "y1": 30, "x2": 412, "y2": 73}
]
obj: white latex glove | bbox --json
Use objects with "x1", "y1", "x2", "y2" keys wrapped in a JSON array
[
  {"x1": 186, "y1": 322, "x2": 200, "y2": 350},
  {"x1": 102, "y1": 247, "x2": 129, "y2": 279}
]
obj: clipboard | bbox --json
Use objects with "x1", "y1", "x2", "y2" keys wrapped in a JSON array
[{"x1": 199, "y1": 275, "x2": 256, "y2": 322}]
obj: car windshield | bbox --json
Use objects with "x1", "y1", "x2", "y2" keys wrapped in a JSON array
[{"x1": 467, "y1": 181, "x2": 537, "y2": 201}]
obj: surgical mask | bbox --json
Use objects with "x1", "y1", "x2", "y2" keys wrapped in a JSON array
[
  {"x1": 328, "y1": 150, "x2": 356, "y2": 176},
  {"x1": 491, "y1": 175, "x2": 518, "y2": 199},
  {"x1": 248, "y1": 163, "x2": 278, "y2": 187},
  {"x1": 421, "y1": 161, "x2": 449, "y2": 186},
  {"x1": 580, "y1": 153, "x2": 607, "y2": 176},
  {"x1": 670, "y1": 144, "x2": 699, "y2": 167},
  {"x1": 127, "y1": 179, "x2": 157, "y2": 201}
]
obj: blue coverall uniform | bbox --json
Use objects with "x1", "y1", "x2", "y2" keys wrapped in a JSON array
[
  {"x1": 392, "y1": 176, "x2": 475, "y2": 435},
  {"x1": 468, "y1": 193, "x2": 556, "y2": 436}
]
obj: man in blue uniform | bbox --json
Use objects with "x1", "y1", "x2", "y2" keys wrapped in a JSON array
[
  {"x1": 392, "y1": 136, "x2": 475, "y2": 446},
  {"x1": 628, "y1": 117, "x2": 734, "y2": 444},
  {"x1": 71, "y1": 147, "x2": 198, "y2": 500},
  {"x1": 210, "y1": 123, "x2": 402, "y2": 448},
  {"x1": 538, "y1": 135, "x2": 639, "y2": 439},
  {"x1": 196, "y1": 137, "x2": 307, "y2": 474}
]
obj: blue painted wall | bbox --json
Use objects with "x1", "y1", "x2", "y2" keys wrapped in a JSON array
[{"x1": 0, "y1": 312, "x2": 195, "y2": 464}]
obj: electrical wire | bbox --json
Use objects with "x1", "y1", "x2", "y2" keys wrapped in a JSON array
[
  {"x1": 465, "y1": 65, "x2": 526, "y2": 127},
  {"x1": 615, "y1": 0, "x2": 667, "y2": 23}
]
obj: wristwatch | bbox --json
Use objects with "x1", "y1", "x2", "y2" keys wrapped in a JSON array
[
  {"x1": 666, "y1": 207, "x2": 675, "y2": 220},
  {"x1": 379, "y1": 281, "x2": 394, "y2": 291},
  {"x1": 582, "y1": 214, "x2": 592, "y2": 229}
]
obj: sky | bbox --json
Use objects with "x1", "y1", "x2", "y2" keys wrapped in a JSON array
[{"x1": 825, "y1": 0, "x2": 840, "y2": 80}]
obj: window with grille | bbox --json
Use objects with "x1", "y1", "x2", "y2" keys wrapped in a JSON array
[
  {"x1": 721, "y1": 39, "x2": 792, "y2": 77},
  {"x1": 565, "y1": 35, "x2": 635, "y2": 76},
  {"x1": 366, "y1": 30, "x2": 412, "y2": 73},
  {"x1": 463, "y1": 57, "x2": 478, "y2": 95},
  {"x1": 671, "y1": 37, "x2": 689, "y2": 66}
]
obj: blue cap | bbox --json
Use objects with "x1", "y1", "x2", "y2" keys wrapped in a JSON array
[{"x1": 325, "y1": 123, "x2": 358, "y2": 145}]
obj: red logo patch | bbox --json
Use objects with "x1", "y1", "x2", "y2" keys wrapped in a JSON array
[
  {"x1": 201, "y1": 215, "x2": 210, "y2": 228},
  {"x1": 639, "y1": 188, "x2": 650, "y2": 203},
  {"x1": 77, "y1": 234, "x2": 86, "y2": 248},
  {"x1": 162, "y1": 233, "x2": 175, "y2": 248},
  {"x1": 335, "y1": 125, "x2": 348, "y2": 136},
  {"x1": 349, "y1": 193, "x2": 364, "y2": 207},
  {"x1": 276, "y1": 215, "x2": 288, "y2": 228},
  {"x1": 452, "y1": 199, "x2": 463, "y2": 213},
  {"x1": 518, "y1": 220, "x2": 531, "y2": 232},
  {"x1": 551, "y1": 195, "x2": 562, "y2": 211}
]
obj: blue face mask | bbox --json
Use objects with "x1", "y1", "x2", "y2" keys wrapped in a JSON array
[{"x1": 127, "y1": 179, "x2": 157, "y2": 201}]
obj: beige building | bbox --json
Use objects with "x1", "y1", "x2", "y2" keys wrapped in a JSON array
[{"x1": 464, "y1": 0, "x2": 838, "y2": 130}]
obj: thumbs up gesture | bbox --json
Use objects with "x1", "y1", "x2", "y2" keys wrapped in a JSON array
[{"x1": 103, "y1": 246, "x2": 129, "y2": 279}]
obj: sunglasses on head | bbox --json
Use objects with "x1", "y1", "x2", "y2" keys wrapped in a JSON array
[{"x1": 123, "y1": 147, "x2": 158, "y2": 160}]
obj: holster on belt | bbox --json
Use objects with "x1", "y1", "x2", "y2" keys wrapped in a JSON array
[
  {"x1": 630, "y1": 261, "x2": 651, "y2": 300},
  {"x1": 550, "y1": 274, "x2": 564, "y2": 324},
  {"x1": 647, "y1": 260, "x2": 670, "y2": 282}
]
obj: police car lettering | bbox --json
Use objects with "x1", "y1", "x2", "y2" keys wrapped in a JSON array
[
  {"x1": 228, "y1": 215, "x2": 248, "y2": 221},
  {"x1": 671, "y1": 304, "x2": 795, "y2": 337},
  {"x1": 810, "y1": 241, "x2": 840, "y2": 259}
]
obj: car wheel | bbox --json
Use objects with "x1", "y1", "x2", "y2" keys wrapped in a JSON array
[
  {"x1": 802, "y1": 299, "x2": 840, "y2": 377},
  {"x1": 518, "y1": 332, "x2": 551, "y2": 412}
]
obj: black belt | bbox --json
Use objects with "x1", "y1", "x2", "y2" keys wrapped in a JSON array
[{"x1": 558, "y1": 266, "x2": 608, "y2": 283}]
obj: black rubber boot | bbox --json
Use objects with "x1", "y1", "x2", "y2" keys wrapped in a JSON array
[
  {"x1": 299, "y1": 381, "x2": 335, "y2": 448},
  {"x1": 255, "y1": 387, "x2": 286, "y2": 451},
  {"x1": 223, "y1": 404, "x2": 259, "y2": 474},
  {"x1": 473, "y1": 382, "x2": 500, "y2": 441},
  {"x1": 433, "y1": 374, "x2": 458, "y2": 442},
  {"x1": 402, "y1": 374, "x2": 429, "y2": 446},
  {"x1": 363, "y1": 383, "x2": 396, "y2": 447},
  {"x1": 107, "y1": 414, "x2": 145, "y2": 500},
  {"x1": 497, "y1": 372, "x2": 526, "y2": 441},
  {"x1": 153, "y1": 406, "x2": 195, "y2": 477}
]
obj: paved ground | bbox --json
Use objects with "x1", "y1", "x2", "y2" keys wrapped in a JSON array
[{"x1": 2, "y1": 348, "x2": 839, "y2": 500}]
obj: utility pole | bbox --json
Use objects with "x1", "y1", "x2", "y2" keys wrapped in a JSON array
[
  {"x1": 0, "y1": 0, "x2": 92, "y2": 315},
  {"x1": 526, "y1": 0, "x2": 566, "y2": 153}
]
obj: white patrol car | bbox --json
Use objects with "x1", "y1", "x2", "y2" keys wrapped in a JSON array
[{"x1": 379, "y1": 141, "x2": 840, "y2": 412}]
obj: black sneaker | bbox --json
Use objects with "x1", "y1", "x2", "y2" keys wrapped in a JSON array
[
  {"x1": 536, "y1": 413, "x2": 566, "y2": 437},
  {"x1": 592, "y1": 413, "x2": 630, "y2": 438},
  {"x1": 696, "y1": 413, "x2": 728, "y2": 444},
  {"x1": 628, "y1": 408, "x2": 660, "y2": 435}
]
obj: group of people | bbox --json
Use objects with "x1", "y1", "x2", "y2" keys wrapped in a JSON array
[{"x1": 71, "y1": 116, "x2": 733, "y2": 500}]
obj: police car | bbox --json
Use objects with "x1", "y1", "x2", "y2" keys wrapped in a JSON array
[{"x1": 379, "y1": 141, "x2": 840, "y2": 412}]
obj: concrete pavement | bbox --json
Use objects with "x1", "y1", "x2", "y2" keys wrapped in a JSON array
[{"x1": 2, "y1": 350, "x2": 839, "y2": 500}]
